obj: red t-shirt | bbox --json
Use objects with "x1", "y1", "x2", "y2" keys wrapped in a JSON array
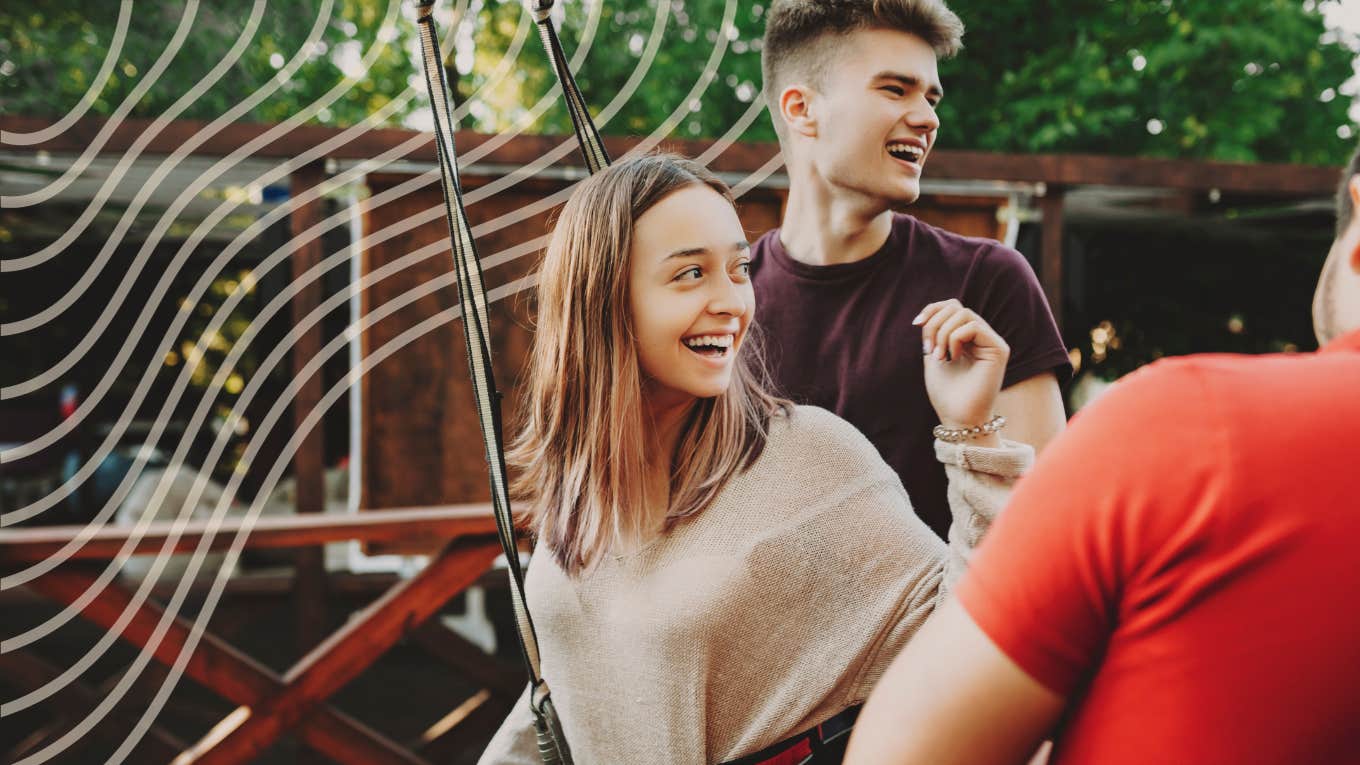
[
  {"x1": 750, "y1": 214, "x2": 1070, "y2": 539},
  {"x1": 957, "y1": 331, "x2": 1360, "y2": 764}
]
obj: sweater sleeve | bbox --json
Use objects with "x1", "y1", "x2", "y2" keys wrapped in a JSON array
[
  {"x1": 934, "y1": 438, "x2": 1034, "y2": 593},
  {"x1": 477, "y1": 685, "x2": 541, "y2": 765},
  {"x1": 846, "y1": 438, "x2": 1032, "y2": 703}
]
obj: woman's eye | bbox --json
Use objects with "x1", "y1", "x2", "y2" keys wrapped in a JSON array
[
  {"x1": 675, "y1": 266, "x2": 703, "y2": 281},
  {"x1": 734, "y1": 260, "x2": 751, "y2": 277}
]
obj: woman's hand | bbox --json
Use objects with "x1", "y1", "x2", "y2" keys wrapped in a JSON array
[{"x1": 914, "y1": 299, "x2": 1010, "y2": 431}]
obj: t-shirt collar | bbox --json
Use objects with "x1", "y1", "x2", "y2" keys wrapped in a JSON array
[{"x1": 766, "y1": 213, "x2": 911, "y2": 282}]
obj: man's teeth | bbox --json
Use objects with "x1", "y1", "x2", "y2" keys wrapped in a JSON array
[
  {"x1": 683, "y1": 334, "x2": 734, "y2": 349},
  {"x1": 887, "y1": 142, "x2": 924, "y2": 161}
]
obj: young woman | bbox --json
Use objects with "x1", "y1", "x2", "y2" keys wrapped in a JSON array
[{"x1": 479, "y1": 154, "x2": 1033, "y2": 764}]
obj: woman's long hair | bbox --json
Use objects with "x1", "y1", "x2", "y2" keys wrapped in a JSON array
[{"x1": 509, "y1": 154, "x2": 788, "y2": 575}]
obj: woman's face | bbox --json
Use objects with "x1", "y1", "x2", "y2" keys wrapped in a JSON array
[{"x1": 628, "y1": 184, "x2": 754, "y2": 410}]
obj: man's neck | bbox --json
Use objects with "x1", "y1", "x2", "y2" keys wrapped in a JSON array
[{"x1": 780, "y1": 171, "x2": 897, "y2": 267}]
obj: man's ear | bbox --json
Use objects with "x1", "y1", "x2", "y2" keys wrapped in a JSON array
[{"x1": 778, "y1": 85, "x2": 818, "y2": 139}]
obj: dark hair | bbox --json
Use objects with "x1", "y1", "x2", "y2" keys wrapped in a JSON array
[
  {"x1": 1336, "y1": 139, "x2": 1360, "y2": 235},
  {"x1": 761, "y1": 0, "x2": 964, "y2": 137}
]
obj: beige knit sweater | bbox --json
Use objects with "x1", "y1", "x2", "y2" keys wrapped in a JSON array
[{"x1": 478, "y1": 405, "x2": 1032, "y2": 764}]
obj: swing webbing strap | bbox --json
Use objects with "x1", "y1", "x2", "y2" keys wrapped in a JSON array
[
  {"x1": 414, "y1": 3, "x2": 571, "y2": 763},
  {"x1": 525, "y1": 0, "x2": 610, "y2": 173}
]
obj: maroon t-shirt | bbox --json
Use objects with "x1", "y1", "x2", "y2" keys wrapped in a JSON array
[{"x1": 750, "y1": 213, "x2": 1071, "y2": 538}]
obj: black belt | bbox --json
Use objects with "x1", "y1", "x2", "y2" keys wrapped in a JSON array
[{"x1": 721, "y1": 705, "x2": 862, "y2": 765}]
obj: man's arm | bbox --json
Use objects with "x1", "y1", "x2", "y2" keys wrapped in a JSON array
[
  {"x1": 994, "y1": 371, "x2": 1065, "y2": 454},
  {"x1": 844, "y1": 598, "x2": 1065, "y2": 765}
]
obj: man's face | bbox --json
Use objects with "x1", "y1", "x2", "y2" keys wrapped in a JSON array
[{"x1": 806, "y1": 28, "x2": 942, "y2": 206}]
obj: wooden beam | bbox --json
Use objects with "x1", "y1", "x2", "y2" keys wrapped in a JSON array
[
  {"x1": 0, "y1": 650, "x2": 184, "y2": 764},
  {"x1": 289, "y1": 161, "x2": 329, "y2": 659},
  {"x1": 177, "y1": 537, "x2": 501, "y2": 765},
  {"x1": 22, "y1": 569, "x2": 432, "y2": 765},
  {"x1": 414, "y1": 688, "x2": 512, "y2": 762},
  {"x1": 410, "y1": 619, "x2": 523, "y2": 700},
  {"x1": 1, "y1": 115, "x2": 1340, "y2": 196},
  {"x1": 1039, "y1": 187, "x2": 1067, "y2": 333},
  {"x1": 0, "y1": 503, "x2": 495, "y2": 563}
]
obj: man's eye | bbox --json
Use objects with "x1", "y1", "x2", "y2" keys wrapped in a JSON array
[
  {"x1": 734, "y1": 260, "x2": 751, "y2": 277},
  {"x1": 881, "y1": 86, "x2": 905, "y2": 96}
]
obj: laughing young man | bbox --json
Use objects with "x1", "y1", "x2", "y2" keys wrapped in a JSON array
[{"x1": 753, "y1": 0, "x2": 1071, "y2": 538}]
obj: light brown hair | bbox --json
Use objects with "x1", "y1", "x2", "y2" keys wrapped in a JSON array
[
  {"x1": 509, "y1": 154, "x2": 788, "y2": 575},
  {"x1": 761, "y1": 0, "x2": 964, "y2": 139}
]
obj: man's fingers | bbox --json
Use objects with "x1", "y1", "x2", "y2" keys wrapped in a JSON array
[{"x1": 919, "y1": 300, "x2": 964, "y2": 354}]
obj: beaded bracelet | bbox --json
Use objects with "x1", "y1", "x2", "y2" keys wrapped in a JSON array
[{"x1": 933, "y1": 414, "x2": 1006, "y2": 443}]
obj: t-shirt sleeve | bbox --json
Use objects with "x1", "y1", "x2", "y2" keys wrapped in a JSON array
[
  {"x1": 954, "y1": 360, "x2": 1224, "y2": 695},
  {"x1": 964, "y1": 244, "x2": 1072, "y2": 388}
]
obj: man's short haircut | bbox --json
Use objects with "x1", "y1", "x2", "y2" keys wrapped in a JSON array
[
  {"x1": 761, "y1": 0, "x2": 964, "y2": 139},
  {"x1": 1335, "y1": 139, "x2": 1360, "y2": 235}
]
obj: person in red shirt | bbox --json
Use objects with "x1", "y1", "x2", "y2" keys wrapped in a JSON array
[{"x1": 843, "y1": 146, "x2": 1360, "y2": 765}]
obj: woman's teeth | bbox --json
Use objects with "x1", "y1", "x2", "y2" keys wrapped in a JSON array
[{"x1": 683, "y1": 334, "x2": 734, "y2": 356}]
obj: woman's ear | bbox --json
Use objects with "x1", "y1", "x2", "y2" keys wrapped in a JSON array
[{"x1": 779, "y1": 85, "x2": 818, "y2": 139}]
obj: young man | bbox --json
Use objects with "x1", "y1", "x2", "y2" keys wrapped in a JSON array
[
  {"x1": 843, "y1": 144, "x2": 1360, "y2": 764},
  {"x1": 753, "y1": 0, "x2": 1070, "y2": 538}
]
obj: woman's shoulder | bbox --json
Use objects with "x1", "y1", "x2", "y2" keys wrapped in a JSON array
[{"x1": 762, "y1": 405, "x2": 897, "y2": 482}]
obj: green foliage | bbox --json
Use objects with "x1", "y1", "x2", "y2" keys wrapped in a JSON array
[
  {"x1": 2, "y1": 0, "x2": 1355, "y2": 163},
  {"x1": 466, "y1": 0, "x2": 1356, "y2": 165},
  {"x1": 939, "y1": 0, "x2": 1357, "y2": 164},
  {"x1": 0, "y1": 0, "x2": 420, "y2": 128},
  {"x1": 454, "y1": 0, "x2": 770, "y2": 141}
]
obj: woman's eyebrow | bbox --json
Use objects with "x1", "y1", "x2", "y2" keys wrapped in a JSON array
[{"x1": 663, "y1": 242, "x2": 750, "y2": 261}]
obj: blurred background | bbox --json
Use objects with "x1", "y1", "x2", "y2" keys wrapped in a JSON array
[{"x1": 2, "y1": 1, "x2": 1359, "y2": 763}]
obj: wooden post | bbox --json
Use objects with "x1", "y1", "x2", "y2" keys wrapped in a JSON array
[
  {"x1": 23, "y1": 570, "x2": 429, "y2": 765},
  {"x1": 179, "y1": 537, "x2": 502, "y2": 765},
  {"x1": 1039, "y1": 186, "x2": 1067, "y2": 332},
  {"x1": 289, "y1": 161, "x2": 329, "y2": 658}
]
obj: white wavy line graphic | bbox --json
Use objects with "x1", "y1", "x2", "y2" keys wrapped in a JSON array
[
  {"x1": 2, "y1": 0, "x2": 599, "y2": 656},
  {"x1": 0, "y1": 0, "x2": 600, "y2": 517},
  {"x1": 0, "y1": 0, "x2": 200, "y2": 208},
  {"x1": 0, "y1": 0, "x2": 406, "y2": 339},
  {"x1": 0, "y1": 0, "x2": 578, "y2": 596},
  {"x1": 4, "y1": 0, "x2": 764, "y2": 758},
  {"x1": 0, "y1": 0, "x2": 413, "y2": 402},
  {"x1": 2, "y1": 0, "x2": 333, "y2": 273},
  {"x1": 0, "y1": 0, "x2": 134, "y2": 147}
]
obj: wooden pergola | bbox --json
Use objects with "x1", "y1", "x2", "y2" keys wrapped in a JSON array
[{"x1": 0, "y1": 113, "x2": 1342, "y2": 763}]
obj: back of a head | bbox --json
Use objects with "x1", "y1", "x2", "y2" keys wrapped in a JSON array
[
  {"x1": 1315, "y1": 139, "x2": 1360, "y2": 343},
  {"x1": 760, "y1": 0, "x2": 964, "y2": 142},
  {"x1": 1333, "y1": 140, "x2": 1360, "y2": 236}
]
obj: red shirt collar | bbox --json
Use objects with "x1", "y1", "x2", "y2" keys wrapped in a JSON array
[{"x1": 1322, "y1": 328, "x2": 1360, "y2": 354}]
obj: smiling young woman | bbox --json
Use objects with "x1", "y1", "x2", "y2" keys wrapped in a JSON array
[
  {"x1": 483, "y1": 154, "x2": 1034, "y2": 765},
  {"x1": 508, "y1": 156, "x2": 788, "y2": 575}
]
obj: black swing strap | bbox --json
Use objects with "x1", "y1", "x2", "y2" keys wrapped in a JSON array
[
  {"x1": 413, "y1": 2, "x2": 572, "y2": 763},
  {"x1": 524, "y1": 0, "x2": 610, "y2": 173}
]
